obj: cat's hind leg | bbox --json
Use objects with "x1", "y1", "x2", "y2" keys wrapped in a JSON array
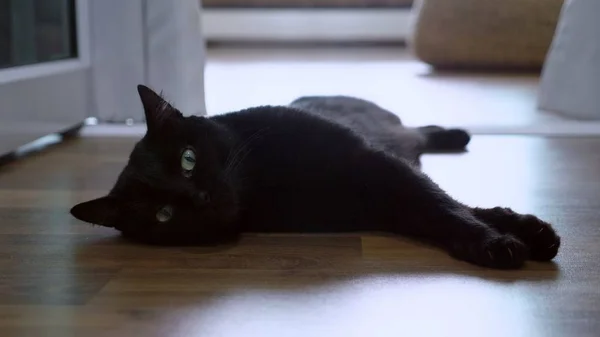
[
  {"x1": 471, "y1": 207, "x2": 560, "y2": 261},
  {"x1": 416, "y1": 125, "x2": 471, "y2": 152}
]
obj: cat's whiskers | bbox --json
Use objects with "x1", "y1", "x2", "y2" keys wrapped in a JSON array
[
  {"x1": 222, "y1": 127, "x2": 270, "y2": 181},
  {"x1": 228, "y1": 128, "x2": 269, "y2": 172}
]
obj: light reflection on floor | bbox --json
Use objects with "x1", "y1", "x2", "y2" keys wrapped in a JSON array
[{"x1": 167, "y1": 275, "x2": 539, "y2": 337}]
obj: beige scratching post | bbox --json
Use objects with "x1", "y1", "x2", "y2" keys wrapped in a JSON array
[{"x1": 408, "y1": 0, "x2": 564, "y2": 70}]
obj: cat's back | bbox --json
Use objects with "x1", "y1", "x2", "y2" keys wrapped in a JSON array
[
  {"x1": 288, "y1": 96, "x2": 425, "y2": 165},
  {"x1": 210, "y1": 103, "x2": 423, "y2": 166},
  {"x1": 210, "y1": 105, "x2": 369, "y2": 172},
  {"x1": 289, "y1": 95, "x2": 403, "y2": 127},
  {"x1": 210, "y1": 105, "x2": 361, "y2": 143}
]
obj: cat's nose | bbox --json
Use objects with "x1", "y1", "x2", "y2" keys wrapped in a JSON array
[
  {"x1": 193, "y1": 191, "x2": 211, "y2": 206},
  {"x1": 174, "y1": 185, "x2": 200, "y2": 203}
]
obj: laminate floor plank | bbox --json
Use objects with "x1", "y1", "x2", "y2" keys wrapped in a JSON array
[{"x1": 0, "y1": 135, "x2": 598, "y2": 337}]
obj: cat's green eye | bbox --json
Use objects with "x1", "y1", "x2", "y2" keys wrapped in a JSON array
[
  {"x1": 156, "y1": 205, "x2": 173, "y2": 223},
  {"x1": 181, "y1": 148, "x2": 196, "y2": 174}
]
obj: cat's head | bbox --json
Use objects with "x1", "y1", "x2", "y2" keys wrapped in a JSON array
[{"x1": 70, "y1": 85, "x2": 240, "y2": 244}]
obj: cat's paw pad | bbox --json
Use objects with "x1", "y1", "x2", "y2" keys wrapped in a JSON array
[
  {"x1": 518, "y1": 215, "x2": 560, "y2": 261},
  {"x1": 481, "y1": 207, "x2": 560, "y2": 262},
  {"x1": 453, "y1": 234, "x2": 528, "y2": 269},
  {"x1": 481, "y1": 235, "x2": 528, "y2": 269}
]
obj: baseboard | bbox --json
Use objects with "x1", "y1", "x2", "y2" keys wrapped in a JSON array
[
  {"x1": 81, "y1": 121, "x2": 600, "y2": 138},
  {"x1": 467, "y1": 121, "x2": 600, "y2": 136},
  {"x1": 202, "y1": 9, "x2": 412, "y2": 42}
]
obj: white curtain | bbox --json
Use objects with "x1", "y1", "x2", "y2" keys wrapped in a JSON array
[
  {"x1": 89, "y1": 0, "x2": 207, "y2": 122},
  {"x1": 538, "y1": 0, "x2": 600, "y2": 120}
]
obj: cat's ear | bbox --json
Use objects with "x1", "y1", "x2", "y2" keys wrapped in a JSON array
[
  {"x1": 70, "y1": 196, "x2": 119, "y2": 228},
  {"x1": 137, "y1": 84, "x2": 182, "y2": 132}
]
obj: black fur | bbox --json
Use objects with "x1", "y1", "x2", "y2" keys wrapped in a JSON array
[{"x1": 70, "y1": 85, "x2": 560, "y2": 269}]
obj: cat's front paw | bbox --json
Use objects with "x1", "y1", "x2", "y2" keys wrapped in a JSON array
[
  {"x1": 472, "y1": 207, "x2": 561, "y2": 262},
  {"x1": 513, "y1": 214, "x2": 560, "y2": 261},
  {"x1": 452, "y1": 234, "x2": 528, "y2": 269}
]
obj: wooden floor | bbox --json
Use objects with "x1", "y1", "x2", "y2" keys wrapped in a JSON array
[{"x1": 0, "y1": 134, "x2": 599, "y2": 337}]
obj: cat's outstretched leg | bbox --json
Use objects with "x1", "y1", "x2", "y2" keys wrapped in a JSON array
[
  {"x1": 356, "y1": 151, "x2": 528, "y2": 269},
  {"x1": 416, "y1": 125, "x2": 471, "y2": 152},
  {"x1": 471, "y1": 207, "x2": 560, "y2": 261}
]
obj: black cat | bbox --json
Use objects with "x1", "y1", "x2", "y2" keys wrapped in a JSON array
[{"x1": 70, "y1": 85, "x2": 560, "y2": 269}]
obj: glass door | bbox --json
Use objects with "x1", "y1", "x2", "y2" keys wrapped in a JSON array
[
  {"x1": 0, "y1": 0, "x2": 78, "y2": 69},
  {"x1": 0, "y1": 0, "x2": 90, "y2": 155}
]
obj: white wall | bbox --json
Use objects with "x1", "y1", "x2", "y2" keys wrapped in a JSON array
[
  {"x1": 202, "y1": 9, "x2": 411, "y2": 42},
  {"x1": 538, "y1": 0, "x2": 600, "y2": 120}
]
